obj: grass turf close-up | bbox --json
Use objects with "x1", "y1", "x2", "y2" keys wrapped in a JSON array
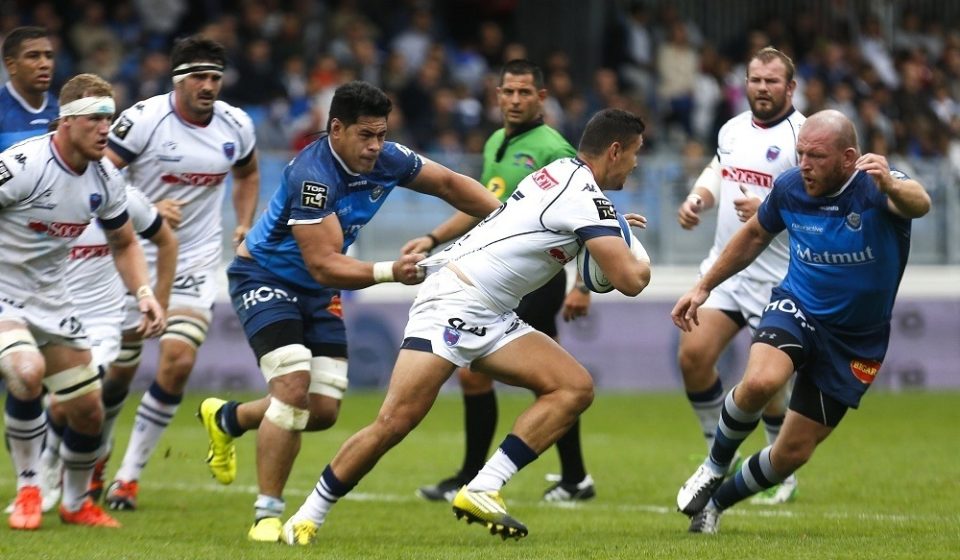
[{"x1": 1, "y1": 390, "x2": 956, "y2": 559}]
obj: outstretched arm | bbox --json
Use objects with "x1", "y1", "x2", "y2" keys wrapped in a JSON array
[
  {"x1": 405, "y1": 159, "x2": 501, "y2": 219},
  {"x1": 294, "y1": 215, "x2": 425, "y2": 289},
  {"x1": 672, "y1": 217, "x2": 774, "y2": 332}
]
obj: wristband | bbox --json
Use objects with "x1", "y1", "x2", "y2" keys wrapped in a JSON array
[
  {"x1": 574, "y1": 282, "x2": 590, "y2": 295},
  {"x1": 373, "y1": 261, "x2": 396, "y2": 283},
  {"x1": 425, "y1": 232, "x2": 440, "y2": 248},
  {"x1": 136, "y1": 285, "x2": 155, "y2": 301}
]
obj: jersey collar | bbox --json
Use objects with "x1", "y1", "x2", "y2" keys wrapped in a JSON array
[
  {"x1": 5, "y1": 82, "x2": 50, "y2": 114},
  {"x1": 495, "y1": 117, "x2": 545, "y2": 162},
  {"x1": 824, "y1": 169, "x2": 860, "y2": 198},
  {"x1": 169, "y1": 92, "x2": 213, "y2": 127},
  {"x1": 327, "y1": 138, "x2": 361, "y2": 176},
  {"x1": 49, "y1": 134, "x2": 85, "y2": 176},
  {"x1": 752, "y1": 107, "x2": 796, "y2": 129}
]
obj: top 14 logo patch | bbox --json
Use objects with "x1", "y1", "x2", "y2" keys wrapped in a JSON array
[{"x1": 301, "y1": 181, "x2": 329, "y2": 209}]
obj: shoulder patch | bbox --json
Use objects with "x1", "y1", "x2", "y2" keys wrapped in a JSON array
[
  {"x1": 301, "y1": 181, "x2": 329, "y2": 209},
  {"x1": 0, "y1": 160, "x2": 13, "y2": 186},
  {"x1": 593, "y1": 198, "x2": 616, "y2": 220},
  {"x1": 112, "y1": 116, "x2": 134, "y2": 140}
]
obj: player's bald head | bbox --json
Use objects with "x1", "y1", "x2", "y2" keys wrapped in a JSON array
[{"x1": 802, "y1": 110, "x2": 859, "y2": 152}]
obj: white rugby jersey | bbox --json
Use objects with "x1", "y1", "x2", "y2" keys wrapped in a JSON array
[
  {"x1": 107, "y1": 93, "x2": 256, "y2": 268},
  {"x1": 0, "y1": 134, "x2": 128, "y2": 291},
  {"x1": 66, "y1": 186, "x2": 160, "y2": 316},
  {"x1": 705, "y1": 108, "x2": 805, "y2": 283},
  {"x1": 420, "y1": 157, "x2": 622, "y2": 313}
]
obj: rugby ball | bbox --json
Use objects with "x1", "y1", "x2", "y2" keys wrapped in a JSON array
[{"x1": 576, "y1": 213, "x2": 647, "y2": 294}]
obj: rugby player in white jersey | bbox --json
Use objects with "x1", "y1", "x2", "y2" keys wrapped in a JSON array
[
  {"x1": 35, "y1": 184, "x2": 177, "y2": 510},
  {"x1": 100, "y1": 35, "x2": 259, "y2": 511},
  {"x1": 675, "y1": 47, "x2": 805, "y2": 504},
  {"x1": 0, "y1": 73, "x2": 164, "y2": 530},
  {"x1": 278, "y1": 108, "x2": 650, "y2": 545}
]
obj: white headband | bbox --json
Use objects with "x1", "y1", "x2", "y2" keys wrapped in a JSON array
[
  {"x1": 59, "y1": 96, "x2": 116, "y2": 118},
  {"x1": 171, "y1": 62, "x2": 225, "y2": 84}
]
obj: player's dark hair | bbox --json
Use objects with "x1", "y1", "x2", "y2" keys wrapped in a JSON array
[
  {"x1": 2, "y1": 27, "x2": 49, "y2": 61},
  {"x1": 500, "y1": 59, "x2": 544, "y2": 89},
  {"x1": 578, "y1": 109, "x2": 645, "y2": 156},
  {"x1": 326, "y1": 81, "x2": 392, "y2": 132},
  {"x1": 170, "y1": 35, "x2": 227, "y2": 69},
  {"x1": 750, "y1": 46, "x2": 796, "y2": 83}
]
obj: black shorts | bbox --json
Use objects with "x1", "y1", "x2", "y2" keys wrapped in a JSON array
[
  {"x1": 788, "y1": 371, "x2": 849, "y2": 428},
  {"x1": 515, "y1": 270, "x2": 566, "y2": 338}
]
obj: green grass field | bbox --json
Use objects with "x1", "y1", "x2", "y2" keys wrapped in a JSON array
[{"x1": 1, "y1": 390, "x2": 957, "y2": 559}]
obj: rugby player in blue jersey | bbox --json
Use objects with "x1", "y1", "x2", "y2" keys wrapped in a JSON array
[
  {"x1": 0, "y1": 27, "x2": 57, "y2": 151},
  {"x1": 198, "y1": 81, "x2": 500, "y2": 542},
  {"x1": 672, "y1": 109, "x2": 931, "y2": 534}
]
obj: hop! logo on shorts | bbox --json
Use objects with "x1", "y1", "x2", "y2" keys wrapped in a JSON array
[{"x1": 850, "y1": 359, "x2": 882, "y2": 384}]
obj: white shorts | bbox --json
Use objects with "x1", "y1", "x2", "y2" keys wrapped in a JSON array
[
  {"x1": 403, "y1": 268, "x2": 535, "y2": 368},
  {"x1": 122, "y1": 258, "x2": 219, "y2": 326},
  {"x1": 0, "y1": 284, "x2": 89, "y2": 350},
  {"x1": 83, "y1": 316, "x2": 123, "y2": 369},
  {"x1": 702, "y1": 275, "x2": 778, "y2": 333}
]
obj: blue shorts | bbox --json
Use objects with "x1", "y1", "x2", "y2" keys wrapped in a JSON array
[
  {"x1": 754, "y1": 287, "x2": 889, "y2": 408},
  {"x1": 227, "y1": 257, "x2": 347, "y2": 355}
]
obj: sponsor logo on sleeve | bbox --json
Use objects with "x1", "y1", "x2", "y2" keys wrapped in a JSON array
[
  {"x1": 112, "y1": 116, "x2": 133, "y2": 140},
  {"x1": 850, "y1": 359, "x2": 882, "y2": 384},
  {"x1": 13, "y1": 153, "x2": 26, "y2": 168},
  {"x1": 301, "y1": 181, "x2": 329, "y2": 209},
  {"x1": 593, "y1": 198, "x2": 616, "y2": 220},
  {"x1": 531, "y1": 168, "x2": 558, "y2": 190}
]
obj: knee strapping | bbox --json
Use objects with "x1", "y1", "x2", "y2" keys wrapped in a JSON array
[
  {"x1": 309, "y1": 356, "x2": 349, "y2": 398},
  {"x1": 161, "y1": 315, "x2": 209, "y2": 349},
  {"x1": 114, "y1": 339, "x2": 144, "y2": 368},
  {"x1": 264, "y1": 397, "x2": 309, "y2": 431},
  {"x1": 0, "y1": 329, "x2": 38, "y2": 361},
  {"x1": 44, "y1": 363, "x2": 101, "y2": 402},
  {"x1": 259, "y1": 344, "x2": 312, "y2": 382}
]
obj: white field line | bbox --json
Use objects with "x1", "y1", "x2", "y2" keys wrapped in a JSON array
[{"x1": 117, "y1": 479, "x2": 950, "y2": 524}]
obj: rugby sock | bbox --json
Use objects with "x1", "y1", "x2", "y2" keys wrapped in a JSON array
[
  {"x1": 708, "y1": 388, "x2": 761, "y2": 471},
  {"x1": 253, "y1": 494, "x2": 285, "y2": 522},
  {"x1": 60, "y1": 428, "x2": 101, "y2": 512},
  {"x1": 42, "y1": 409, "x2": 66, "y2": 463},
  {"x1": 217, "y1": 400, "x2": 246, "y2": 438},
  {"x1": 762, "y1": 413, "x2": 784, "y2": 446},
  {"x1": 556, "y1": 419, "x2": 587, "y2": 483},
  {"x1": 687, "y1": 378, "x2": 724, "y2": 452},
  {"x1": 298, "y1": 465, "x2": 356, "y2": 525},
  {"x1": 4, "y1": 395, "x2": 45, "y2": 490},
  {"x1": 115, "y1": 381, "x2": 181, "y2": 482},
  {"x1": 468, "y1": 434, "x2": 538, "y2": 492},
  {"x1": 457, "y1": 390, "x2": 497, "y2": 480},
  {"x1": 711, "y1": 446, "x2": 786, "y2": 510},
  {"x1": 98, "y1": 385, "x2": 129, "y2": 457}
]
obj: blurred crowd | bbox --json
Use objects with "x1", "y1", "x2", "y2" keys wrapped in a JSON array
[{"x1": 3, "y1": 0, "x2": 960, "y2": 168}]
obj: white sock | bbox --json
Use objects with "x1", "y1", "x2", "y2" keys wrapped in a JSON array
[
  {"x1": 60, "y1": 430, "x2": 100, "y2": 512},
  {"x1": 5, "y1": 403, "x2": 45, "y2": 490},
  {"x1": 114, "y1": 386, "x2": 180, "y2": 482},
  {"x1": 98, "y1": 396, "x2": 127, "y2": 458},
  {"x1": 467, "y1": 449, "x2": 518, "y2": 493}
]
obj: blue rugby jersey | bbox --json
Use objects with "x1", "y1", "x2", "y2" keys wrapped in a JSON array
[
  {"x1": 0, "y1": 83, "x2": 58, "y2": 151},
  {"x1": 244, "y1": 136, "x2": 422, "y2": 291},
  {"x1": 756, "y1": 167, "x2": 912, "y2": 329}
]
